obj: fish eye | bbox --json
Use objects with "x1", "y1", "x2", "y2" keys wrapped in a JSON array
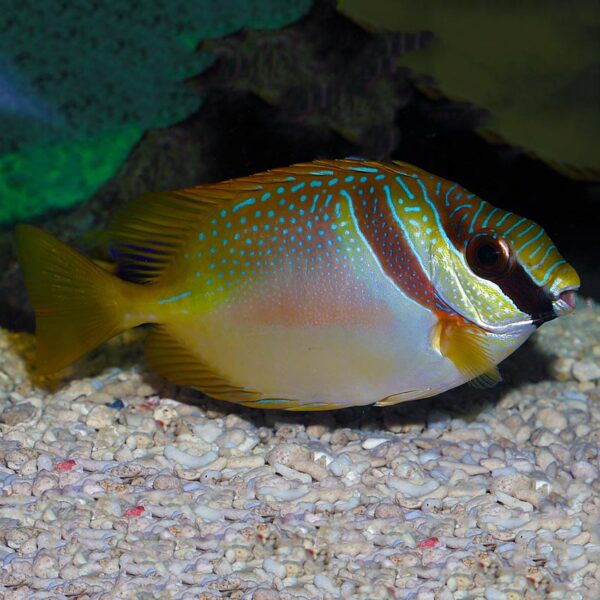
[{"x1": 466, "y1": 233, "x2": 514, "y2": 280}]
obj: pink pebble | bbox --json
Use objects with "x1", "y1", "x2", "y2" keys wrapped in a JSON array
[
  {"x1": 123, "y1": 506, "x2": 145, "y2": 517},
  {"x1": 55, "y1": 459, "x2": 76, "y2": 472}
]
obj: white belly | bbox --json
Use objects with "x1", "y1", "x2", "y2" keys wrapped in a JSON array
[{"x1": 171, "y1": 272, "x2": 465, "y2": 407}]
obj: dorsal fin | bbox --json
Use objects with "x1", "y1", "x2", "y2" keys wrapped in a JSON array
[
  {"x1": 108, "y1": 190, "x2": 217, "y2": 283},
  {"x1": 107, "y1": 159, "x2": 399, "y2": 283}
]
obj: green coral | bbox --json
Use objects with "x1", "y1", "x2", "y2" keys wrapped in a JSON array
[
  {"x1": 0, "y1": 126, "x2": 141, "y2": 224},
  {"x1": 0, "y1": 0, "x2": 312, "y2": 227}
]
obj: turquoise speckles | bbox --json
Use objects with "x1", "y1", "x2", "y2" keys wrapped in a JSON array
[
  {"x1": 496, "y1": 212, "x2": 513, "y2": 227},
  {"x1": 504, "y1": 217, "x2": 527, "y2": 236},
  {"x1": 159, "y1": 291, "x2": 192, "y2": 304},
  {"x1": 518, "y1": 228, "x2": 543, "y2": 253},
  {"x1": 444, "y1": 183, "x2": 458, "y2": 207},
  {"x1": 310, "y1": 195, "x2": 320, "y2": 213},
  {"x1": 516, "y1": 223, "x2": 535, "y2": 238},
  {"x1": 481, "y1": 207, "x2": 498, "y2": 228},
  {"x1": 395, "y1": 175, "x2": 415, "y2": 200},
  {"x1": 347, "y1": 165, "x2": 379, "y2": 173},
  {"x1": 232, "y1": 198, "x2": 256, "y2": 213},
  {"x1": 540, "y1": 259, "x2": 567, "y2": 286},
  {"x1": 309, "y1": 169, "x2": 334, "y2": 176},
  {"x1": 449, "y1": 203, "x2": 472, "y2": 219},
  {"x1": 468, "y1": 201, "x2": 486, "y2": 234}
]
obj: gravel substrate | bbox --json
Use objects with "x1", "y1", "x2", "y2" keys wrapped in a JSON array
[{"x1": 1, "y1": 299, "x2": 599, "y2": 599}]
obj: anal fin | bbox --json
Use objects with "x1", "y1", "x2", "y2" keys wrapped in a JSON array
[
  {"x1": 145, "y1": 325, "x2": 263, "y2": 405},
  {"x1": 375, "y1": 387, "x2": 433, "y2": 406},
  {"x1": 145, "y1": 326, "x2": 329, "y2": 410}
]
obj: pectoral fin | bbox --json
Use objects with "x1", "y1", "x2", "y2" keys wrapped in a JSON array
[{"x1": 433, "y1": 317, "x2": 502, "y2": 388}]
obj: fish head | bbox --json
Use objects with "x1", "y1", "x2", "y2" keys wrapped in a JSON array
[{"x1": 432, "y1": 204, "x2": 580, "y2": 336}]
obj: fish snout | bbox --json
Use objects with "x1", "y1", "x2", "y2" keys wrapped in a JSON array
[
  {"x1": 552, "y1": 288, "x2": 578, "y2": 317},
  {"x1": 548, "y1": 262, "x2": 580, "y2": 318}
]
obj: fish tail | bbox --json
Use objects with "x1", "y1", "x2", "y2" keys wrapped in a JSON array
[{"x1": 15, "y1": 225, "x2": 139, "y2": 375}]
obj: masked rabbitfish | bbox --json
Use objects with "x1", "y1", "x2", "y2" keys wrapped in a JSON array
[{"x1": 16, "y1": 159, "x2": 580, "y2": 410}]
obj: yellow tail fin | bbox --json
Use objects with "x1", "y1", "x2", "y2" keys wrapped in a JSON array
[{"x1": 15, "y1": 225, "x2": 132, "y2": 375}]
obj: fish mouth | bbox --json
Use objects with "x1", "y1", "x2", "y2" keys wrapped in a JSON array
[
  {"x1": 552, "y1": 287, "x2": 578, "y2": 317},
  {"x1": 529, "y1": 286, "x2": 579, "y2": 326}
]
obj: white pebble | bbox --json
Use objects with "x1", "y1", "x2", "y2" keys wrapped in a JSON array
[
  {"x1": 389, "y1": 477, "x2": 440, "y2": 498},
  {"x1": 536, "y1": 408, "x2": 568, "y2": 431},
  {"x1": 273, "y1": 462, "x2": 312, "y2": 483},
  {"x1": 194, "y1": 505, "x2": 225, "y2": 522},
  {"x1": 361, "y1": 437, "x2": 390, "y2": 450},
  {"x1": 374, "y1": 502, "x2": 404, "y2": 519},
  {"x1": 314, "y1": 573, "x2": 338, "y2": 595},
  {"x1": 252, "y1": 589, "x2": 280, "y2": 600},
  {"x1": 263, "y1": 557, "x2": 286, "y2": 578},
  {"x1": 571, "y1": 461, "x2": 599, "y2": 482},
  {"x1": 85, "y1": 405, "x2": 116, "y2": 429},
  {"x1": 495, "y1": 491, "x2": 534, "y2": 512},
  {"x1": 329, "y1": 454, "x2": 353, "y2": 477},
  {"x1": 226, "y1": 455, "x2": 265, "y2": 469},
  {"x1": 193, "y1": 422, "x2": 222, "y2": 443},
  {"x1": 549, "y1": 357, "x2": 575, "y2": 381},
  {"x1": 36, "y1": 454, "x2": 53, "y2": 472},
  {"x1": 572, "y1": 360, "x2": 600, "y2": 382},
  {"x1": 32, "y1": 471, "x2": 58, "y2": 496},
  {"x1": 164, "y1": 446, "x2": 218, "y2": 468},
  {"x1": 32, "y1": 552, "x2": 59, "y2": 578}
]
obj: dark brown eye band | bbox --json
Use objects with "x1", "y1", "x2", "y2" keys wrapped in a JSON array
[{"x1": 466, "y1": 234, "x2": 514, "y2": 280}]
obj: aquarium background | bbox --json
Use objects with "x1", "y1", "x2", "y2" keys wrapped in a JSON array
[
  {"x1": 1, "y1": 3, "x2": 600, "y2": 597},
  {"x1": 1, "y1": 0, "x2": 599, "y2": 330}
]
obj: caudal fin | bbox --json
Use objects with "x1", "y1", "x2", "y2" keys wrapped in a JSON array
[{"x1": 15, "y1": 225, "x2": 130, "y2": 375}]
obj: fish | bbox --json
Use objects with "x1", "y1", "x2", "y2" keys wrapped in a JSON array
[{"x1": 15, "y1": 159, "x2": 580, "y2": 410}]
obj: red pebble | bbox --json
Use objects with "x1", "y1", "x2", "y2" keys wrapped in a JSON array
[
  {"x1": 138, "y1": 398, "x2": 160, "y2": 411},
  {"x1": 155, "y1": 419, "x2": 165, "y2": 428},
  {"x1": 123, "y1": 506, "x2": 145, "y2": 517},
  {"x1": 55, "y1": 459, "x2": 76, "y2": 472},
  {"x1": 417, "y1": 536, "x2": 440, "y2": 549}
]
